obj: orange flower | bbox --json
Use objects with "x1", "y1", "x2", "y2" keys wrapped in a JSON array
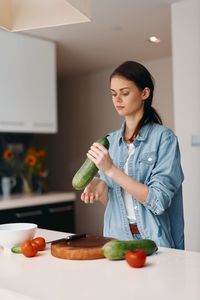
[
  {"x1": 25, "y1": 154, "x2": 37, "y2": 167},
  {"x1": 2, "y1": 146, "x2": 47, "y2": 182},
  {"x1": 3, "y1": 149, "x2": 13, "y2": 160},
  {"x1": 27, "y1": 147, "x2": 37, "y2": 154},
  {"x1": 36, "y1": 150, "x2": 46, "y2": 158},
  {"x1": 38, "y1": 169, "x2": 46, "y2": 177}
]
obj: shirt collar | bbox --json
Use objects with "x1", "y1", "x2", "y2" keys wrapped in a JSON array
[{"x1": 118, "y1": 121, "x2": 153, "y2": 145}]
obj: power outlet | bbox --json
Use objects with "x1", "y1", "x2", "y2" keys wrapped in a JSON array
[{"x1": 191, "y1": 135, "x2": 200, "y2": 147}]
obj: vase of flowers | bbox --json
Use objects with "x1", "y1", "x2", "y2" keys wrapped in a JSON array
[
  {"x1": 2, "y1": 146, "x2": 47, "y2": 195},
  {"x1": 22, "y1": 176, "x2": 32, "y2": 195}
]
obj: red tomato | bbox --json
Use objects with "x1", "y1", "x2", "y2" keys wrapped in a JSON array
[
  {"x1": 125, "y1": 250, "x2": 147, "y2": 268},
  {"x1": 31, "y1": 237, "x2": 46, "y2": 251},
  {"x1": 21, "y1": 240, "x2": 38, "y2": 257}
]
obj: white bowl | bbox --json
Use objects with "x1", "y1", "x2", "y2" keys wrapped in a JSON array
[{"x1": 0, "y1": 223, "x2": 37, "y2": 251}]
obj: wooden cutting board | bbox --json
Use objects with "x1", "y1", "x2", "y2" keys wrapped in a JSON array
[{"x1": 51, "y1": 235, "x2": 113, "y2": 260}]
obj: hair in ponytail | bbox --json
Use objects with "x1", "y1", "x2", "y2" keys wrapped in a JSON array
[{"x1": 110, "y1": 61, "x2": 162, "y2": 141}]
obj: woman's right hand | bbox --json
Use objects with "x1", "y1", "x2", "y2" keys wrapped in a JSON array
[{"x1": 80, "y1": 178, "x2": 108, "y2": 206}]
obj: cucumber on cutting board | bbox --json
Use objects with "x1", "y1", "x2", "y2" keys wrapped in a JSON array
[
  {"x1": 103, "y1": 239, "x2": 158, "y2": 260},
  {"x1": 72, "y1": 136, "x2": 109, "y2": 190}
]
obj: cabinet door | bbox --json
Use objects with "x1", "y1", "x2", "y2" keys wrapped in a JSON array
[
  {"x1": 0, "y1": 201, "x2": 75, "y2": 233},
  {"x1": 0, "y1": 30, "x2": 57, "y2": 133},
  {"x1": 0, "y1": 206, "x2": 46, "y2": 228},
  {"x1": 44, "y1": 201, "x2": 75, "y2": 233}
]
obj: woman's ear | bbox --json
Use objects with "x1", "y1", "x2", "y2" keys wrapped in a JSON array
[{"x1": 142, "y1": 87, "x2": 150, "y2": 100}]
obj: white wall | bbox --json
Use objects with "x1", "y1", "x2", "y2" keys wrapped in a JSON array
[
  {"x1": 171, "y1": 0, "x2": 200, "y2": 251},
  {"x1": 145, "y1": 57, "x2": 174, "y2": 129},
  {"x1": 55, "y1": 57, "x2": 173, "y2": 235}
]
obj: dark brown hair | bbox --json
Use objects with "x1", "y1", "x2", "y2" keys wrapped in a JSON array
[{"x1": 110, "y1": 61, "x2": 162, "y2": 142}]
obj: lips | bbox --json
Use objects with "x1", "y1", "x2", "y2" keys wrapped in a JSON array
[{"x1": 116, "y1": 106, "x2": 124, "y2": 110}]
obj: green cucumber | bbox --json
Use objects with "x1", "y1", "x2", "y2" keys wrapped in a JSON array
[
  {"x1": 11, "y1": 246, "x2": 22, "y2": 254},
  {"x1": 103, "y1": 239, "x2": 158, "y2": 260},
  {"x1": 72, "y1": 137, "x2": 109, "y2": 190}
]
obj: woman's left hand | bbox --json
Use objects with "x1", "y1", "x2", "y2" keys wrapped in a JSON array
[{"x1": 87, "y1": 142, "x2": 113, "y2": 173}]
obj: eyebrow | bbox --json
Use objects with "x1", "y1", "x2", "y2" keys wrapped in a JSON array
[{"x1": 110, "y1": 87, "x2": 130, "y2": 92}]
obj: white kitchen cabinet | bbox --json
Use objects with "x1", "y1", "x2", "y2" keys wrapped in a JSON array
[{"x1": 0, "y1": 30, "x2": 57, "y2": 133}]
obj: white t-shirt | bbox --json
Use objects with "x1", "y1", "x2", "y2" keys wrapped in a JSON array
[{"x1": 122, "y1": 143, "x2": 136, "y2": 224}]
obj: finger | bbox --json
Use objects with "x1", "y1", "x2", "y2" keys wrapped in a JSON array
[
  {"x1": 81, "y1": 192, "x2": 96, "y2": 204},
  {"x1": 93, "y1": 143, "x2": 108, "y2": 153},
  {"x1": 89, "y1": 193, "x2": 95, "y2": 203},
  {"x1": 90, "y1": 145, "x2": 104, "y2": 157},
  {"x1": 87, "y1": 152, "x2": 97, "y2": 163},
  {"x1": 89, "y1": 145, "x2": 104, "y2": 157},
  {"x1": 88, "y1": 149, "x2": 99, "y2": 159},
  {"x1": 80, "y1": 193, "x2": 85, "y2": 201},
  {"x1": 83, "y1": 186, "x2": 90, "y2": 193},
  {"x1": 83, "y1": 193, "x2": 89, "y2": 204},
  {"x1": 95, "y1": 193, "x2": 99, "y2": 201},
  {"x1": 81, "y1": 192, "x2": 89, "y2": 201}
]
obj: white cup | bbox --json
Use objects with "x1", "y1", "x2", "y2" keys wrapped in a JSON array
[{"x1": 1, "y1": 177, "x2": 16, "y2": 198}]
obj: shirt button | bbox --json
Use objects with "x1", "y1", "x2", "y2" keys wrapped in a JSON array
[{"x1": 148, "y1": 157, "x2": 152, "y2": 162}]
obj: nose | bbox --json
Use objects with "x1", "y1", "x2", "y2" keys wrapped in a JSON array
[{"x1": 115, "y1": 94, "x2": 122, "y2": 103}]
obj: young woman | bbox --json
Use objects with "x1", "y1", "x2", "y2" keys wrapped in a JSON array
[{"x1": 81, "y1": 61, "x2": 184, "y2": 249}]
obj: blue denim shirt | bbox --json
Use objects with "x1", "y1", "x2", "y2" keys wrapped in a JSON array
[{"x1": 99, "y1": 122, "x2": 184, "y2": 249}]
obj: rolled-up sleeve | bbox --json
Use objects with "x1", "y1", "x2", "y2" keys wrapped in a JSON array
[
  {"x1": 98, "y1": 171, "x2": 113, "y2": 189},
  {"x1": 143, "y1": 134, "x2": 184, "y2": 215}
]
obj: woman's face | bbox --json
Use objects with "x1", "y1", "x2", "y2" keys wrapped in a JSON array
[{"x1": 110, "y1": 75, "x2": 149, "y2": 118}]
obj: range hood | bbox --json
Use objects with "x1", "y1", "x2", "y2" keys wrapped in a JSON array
[{"x1": 0, "y1": 0, "x2": 91, "y2": 32}]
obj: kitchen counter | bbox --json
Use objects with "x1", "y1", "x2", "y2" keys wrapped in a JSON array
[
  {"x1": 0, "y1": 192, "x2": 76, "y2": 210},
  {"x1": 0, "y1": 228, "x2": 199, "y2": 300}
]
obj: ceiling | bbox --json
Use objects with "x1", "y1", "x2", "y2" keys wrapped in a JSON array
[{"x1": 24, "y1": 0, "x2": 181, "y2": 78}]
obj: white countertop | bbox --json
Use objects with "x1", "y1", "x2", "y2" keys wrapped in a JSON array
[
  {"x1": 0, "y1": 192, "x2": 76, "y2": 210},
  {"x1": 0, "y1": 228, "x2": 199, "y2": 300}
]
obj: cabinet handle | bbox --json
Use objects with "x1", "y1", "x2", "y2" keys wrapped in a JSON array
[
  {"x1": 33, "y1": 122, "x2": 54, "y2": 128},
  {"x1": 48, "y1": 206, "x2": 73, "y2": 214},
  {"x1": 15, "y1": 210, "x2": 43, "y2": 218},
  {"x1": 0, "y1": 120, "x2": 24, "y2": 126}
]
